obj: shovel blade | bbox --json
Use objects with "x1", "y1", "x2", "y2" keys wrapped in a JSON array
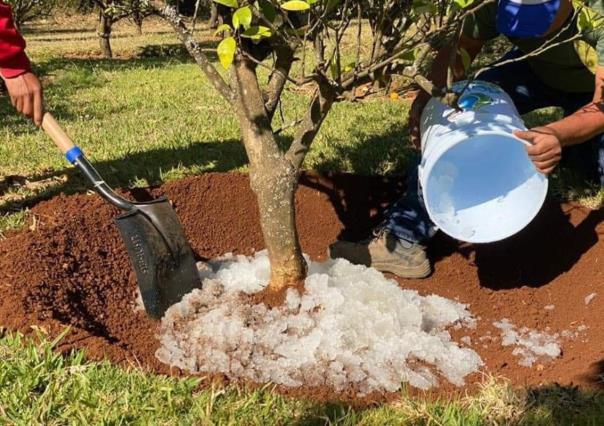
[{"x1": 115, "y1": 198, "x2": 200, "y2": 318}]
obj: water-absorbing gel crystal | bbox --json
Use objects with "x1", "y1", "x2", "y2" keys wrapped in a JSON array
[
  {"x1": 493, "y1": 319, "x2": 561, "y2": 367},
  {"x1": 156, "y1": 252, "x2": 483, "y2": 395}
]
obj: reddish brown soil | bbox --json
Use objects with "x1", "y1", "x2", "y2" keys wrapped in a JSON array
[{"x1": 0, "y1": 172, "x2": 602, "y2": 401}]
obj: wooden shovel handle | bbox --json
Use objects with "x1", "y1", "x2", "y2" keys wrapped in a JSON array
[{"x1": 41, "y1": 112, "x2": 76, "y2": 155}]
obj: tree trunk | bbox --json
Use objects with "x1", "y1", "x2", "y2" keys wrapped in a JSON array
[
  {"x1": 98, "y1": 12, "x2": 113, "y2": 59},
  {"x1": 232, "y1": 58, "x2": 307, "y2": 295},
  {"x1": 135, "y1": 16, "x2": 143, "y2": 35},
  {"x1": 209, "y1": 3, "x2": 220, "y2": 29},
  {"x1": 251, "y1": 161, "x2": 306, "y2": 292}
]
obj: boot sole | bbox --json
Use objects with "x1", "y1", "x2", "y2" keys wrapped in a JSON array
[{"x1": 372, "y1": 259, "x2": 432, "y2": 279}]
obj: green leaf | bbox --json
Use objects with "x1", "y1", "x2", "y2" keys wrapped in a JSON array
[
  {"x1": 399, "y1": 49, "x2": 416, "y2": 62},
  {"x1": 233, "y1": 6, "x2": 253, "y2": 30},
  {"x1": 281, "y1": 0, "x2": 310, "y2": 11},
  {"x1": 578, "y1": 9, "x2": 590, "y2": 31},
  {"x1": 453, "y1": 0, "x2": 475, "y2": 8},
  {"x1": 217, "y1": 37, "x2": 237, "y2": 69},
  {"x1": 329, "y1": 57, "x2": 339, "y2": 80},
  {"x1": 343, "y1": 61, "x2": 356, "y2": 73},
  {"x1": 412, "y1": 0, "x2": 436, "y2": 14},
  {"x1": 214, "y1": 24, "x2": 232, "y2": 36},
  {"x1": 326, "y1": 0, "x2": 340, "y2": 12},
  {"x1": 459, "y1": 47, "x2": 471, "y2": 72},
  {"x1": 241, "y1": 26, "x2": 273, "y2": 40},
  {"x1": 257, "y1": 0, "x2": 277, "y2": 22},
  {"x1": 576, "y1": 6, "x2": 604, "y2": 31},
  {"x1": 212, "y1": 0, "x2": 238, "y2": 8}
]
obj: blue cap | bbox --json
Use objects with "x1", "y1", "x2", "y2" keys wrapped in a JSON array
[{"x1": 497, "y1": 0, "x2": 561, "y2": 38}]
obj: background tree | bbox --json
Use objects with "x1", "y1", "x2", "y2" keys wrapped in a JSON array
[
  {"x1": 147, "y1": 0, "x2": 489, "y2": 301},
  {"x1": 87, "y1": 0, "x2": 153, "y2": 58},
  {"x1": 4, "y1": 0, "x2": 58, "y2": 31}
]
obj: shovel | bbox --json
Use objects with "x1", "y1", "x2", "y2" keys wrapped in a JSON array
[{"x1": 41, "y1": 113, "x2": 201, "y2": 319}]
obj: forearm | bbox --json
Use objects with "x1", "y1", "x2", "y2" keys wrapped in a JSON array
[
  {"x1": 0, "y1": 2, "x2": 30, "y2": 78},
  {"x1": 546, "y1": 103, "x2": 604, "y2": 147}
]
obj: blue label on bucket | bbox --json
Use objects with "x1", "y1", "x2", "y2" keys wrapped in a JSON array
[
  {"x1": 455, "y1": 81, "x2": 501, "y2": 112},
  {"x1": 458, "y1": 93, "x2": 493, "y2": 111}
]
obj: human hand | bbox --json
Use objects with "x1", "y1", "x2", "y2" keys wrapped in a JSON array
[
  {"x1": 3, "y1": 72, "x2": 44, "y2": 126},
  {"x1": 409, "y1": 91, "x2": 431, "y2": 150},
  {"x1": 514, "y1": 126, "x2": 563, "y2": 175}
]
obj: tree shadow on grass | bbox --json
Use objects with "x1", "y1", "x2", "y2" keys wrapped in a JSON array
[
  {"x1": 292, "y1": 383, "x2": 604, "y2": 425},
  {"x1": 525, "y1": 384, "x2": 604, "y2": 424},
  {"x1": 26, "y1": 30, "x2": 177, "y2": 44},
  {"x1": 1, "y1": 40, "x2": 221, "y2": 131},
  {"x1": 0, "y1": 139, "x2": 248, "y2": 214},
  {"x1": 34, "y1": 39, "x2": 219, "y2": 77},
  {"x1": 23, "y1": 26, "x2": 97, "y2": 36}
]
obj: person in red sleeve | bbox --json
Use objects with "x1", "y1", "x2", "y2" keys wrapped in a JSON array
[{"x1": 0, "y1": 1, "x2": 43, "y2": 126}]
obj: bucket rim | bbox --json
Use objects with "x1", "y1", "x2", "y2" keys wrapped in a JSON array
[{"x1": 419, "y1": 133, "x2": 549, "y2": 244}]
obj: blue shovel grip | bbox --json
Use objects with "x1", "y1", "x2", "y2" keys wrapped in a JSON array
[{"x1": 65, "y1": 146, "x2": 83, "y2": 164}]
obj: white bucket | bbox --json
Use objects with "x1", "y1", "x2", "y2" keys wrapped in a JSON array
[{"x1": 419, "y1": 80, "x2": 548, "y2": 243}]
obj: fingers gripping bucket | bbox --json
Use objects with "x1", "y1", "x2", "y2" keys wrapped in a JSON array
[{"x1": 419, "y1": 81, "x2": 548, "y2": 243}]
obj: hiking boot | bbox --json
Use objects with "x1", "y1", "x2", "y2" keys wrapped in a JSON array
[{"x1": 328, "y1": 230, "x2": 432, "y2": 279}]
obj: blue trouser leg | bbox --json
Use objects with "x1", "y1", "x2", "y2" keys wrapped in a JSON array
[
  {"x1": 383, "y1": 49, "x2": 603, "y2": 244},
  {"x1": 381, "y1": 157, "x2": 437, "y2": 243}
]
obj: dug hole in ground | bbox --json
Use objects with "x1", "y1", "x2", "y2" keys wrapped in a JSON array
[{"x1": 0, "y1": 172, "x2": 602, "y2": 402}]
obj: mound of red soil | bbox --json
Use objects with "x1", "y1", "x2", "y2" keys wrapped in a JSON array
[{"x1": 0, "y1": 172, "x2": 602, "y2": 399}]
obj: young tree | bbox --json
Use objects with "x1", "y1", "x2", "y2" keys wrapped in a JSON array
[
  {"x1": 4, "y1": 0, "x2": 58, "y2": 31},
  {"x1": 91, "y1": 0, "x2": 152, "y2": 58},
  {"x1": 147, "y1": 0, "x2": 486, "y2": 301}
]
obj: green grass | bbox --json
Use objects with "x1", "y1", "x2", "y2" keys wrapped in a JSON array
[
  {"x1": 1, "y1": 330, "x2": 604, "y2": 425},
  {"x1": 0, "y1": 17, "x2": 411, "y2": 216},
  {"x1": 1, "y1": 17, "x2": 601, "y2": 223},
  {"x1": 1, "y1": 15, "x2": 604, "y2": 425}
]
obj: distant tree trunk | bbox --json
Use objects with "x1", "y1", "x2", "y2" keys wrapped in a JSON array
[
  {"x1": 232, "y1": 58, "x2": 307, "y2": 295},
  {"x1": 209, "y1": 3, "x2": 219, "y2": 29},
  {"x1": 134, "y1": 14, "x2": 143, "y2": 35},
  {"x1": 12, "y1": 18, "x2": 21, "y2": 32},
  {"x1": 133, "y1": 0, "x2": 144, "y2": 34},
  {"x1": 98, "y1": 12, "x2": 113, "y2": 59}
]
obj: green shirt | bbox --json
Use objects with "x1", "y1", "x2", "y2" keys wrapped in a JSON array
[{"x1": 462, "y1": 0, "x2": 604, "y2": 93}]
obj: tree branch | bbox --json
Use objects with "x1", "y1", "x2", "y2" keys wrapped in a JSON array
[
  {"x1": 264, "y1": 46, "x2": 295, "y2": 121},
  {"x1": 149, "y1": 0, "x2": 235, "y2": 103},
  {"x1": 285, "y1": 79, "x2": 336, "y2": 170}
]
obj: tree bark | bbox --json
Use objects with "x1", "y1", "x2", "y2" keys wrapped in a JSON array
[
  {"x1": 232, "y1": 58, "x2": 307, "y2": 293},
  {"x1": 264, "y1": 46, "x2": 294, "y2": 121},
  {"x1": 98, "y1": 12, "x2": 113, "y2": 59},
  {"x1": 209, "y1": 3, "x2": 220, "y2": 29}
]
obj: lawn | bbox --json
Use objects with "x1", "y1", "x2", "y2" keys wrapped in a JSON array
[
  {"x1": 1, "y1": 14, "x2": 603, "y2": 425},
  {"x1": 0, "y1": 15, "x2": 414, "y2": 227}
]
